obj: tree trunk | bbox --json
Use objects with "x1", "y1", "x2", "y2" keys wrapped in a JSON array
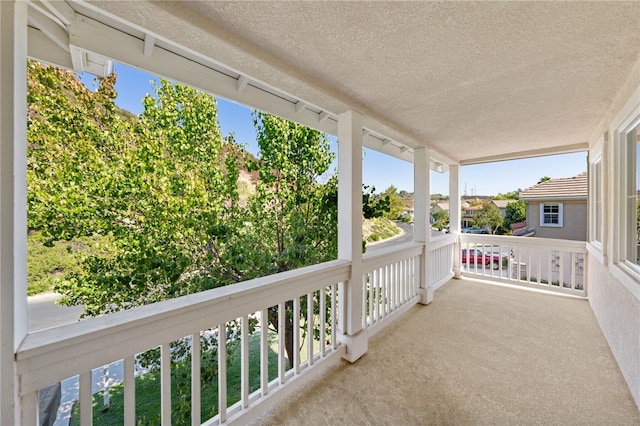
[{"x1": 268, "y1": 302, "x2": 295, "y2": 369}]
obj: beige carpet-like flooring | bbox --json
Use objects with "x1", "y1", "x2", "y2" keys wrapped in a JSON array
[{"x1": 255, "y1": 279, "x2": 640, "y2": 425}]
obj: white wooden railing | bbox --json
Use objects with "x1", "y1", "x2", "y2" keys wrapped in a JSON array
[
  {"x1": 459, "y1": 234, "x2": 587, "y2": 297},
  {"x1": 17, "y1": 243, "x2": 432, "y2": 425},
  {"x1": 428, "y1": 234, "x2": 456, "y2": 291},
  {"x1": 17, "y1": 234, "x2": 587, "y2": 424},
  {"x1": 361, "y1": 243, "x2": 423, "y2": 333},
  {"x1": 16, "y1": 260, "x2": 351, "y2": 425}
]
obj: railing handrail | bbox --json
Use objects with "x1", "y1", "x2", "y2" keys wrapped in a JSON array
[
  {"x1": 17, "y1": 259, "x2": 350, "y2": 395},
  {"x1": 362, "y1": 242, "x2": 423, "y2": 273},
  {"x1": 429, "y1": 234, "x2": 457, "y2": 251},
  {"x1": 459, "y1": 233, "x2": 587, "y2": 252}
]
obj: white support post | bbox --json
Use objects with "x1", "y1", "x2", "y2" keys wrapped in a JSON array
[
  {"x1": 414, "y1": 148, "x2": 432, "y2": 304},
  {"x1": 1, "y1": 1, "x2": 28, "y2": 424},
  {"x1": 449, "y1": 164, "x2": 462, "y2": 278},
  {"x1": 337, "y1": 110, "x2": 367, "y2": 363}
]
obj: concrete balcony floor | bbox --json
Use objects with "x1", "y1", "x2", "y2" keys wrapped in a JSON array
[{"x1": 256, "y1": 279, "x2": 640, "y2": 425}]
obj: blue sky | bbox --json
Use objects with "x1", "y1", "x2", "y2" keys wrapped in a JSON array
[{"x1": 81, "y1": 63, "x2": 587, "y2": 196}]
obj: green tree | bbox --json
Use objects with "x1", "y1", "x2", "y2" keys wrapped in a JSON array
[
  {"x1": 493, "y1": 191, "x2": 520, "y2": 200},
  {"x1": 246, "y1": 112, "x2": 338, "y2": 367},
  {"x1": 431, "y1": 209, "x2": 449, "y2": 229},
  {"x1": 380, "y1": 185, "x2": 405, "y2": 220},
  {"x1": 538, "y1": 176, "x2": 551, "y2": 184},
  {"x1": 54, "y1": 78, "x2": 241, "y2": 315},
  {"x1": 504, "y1": 200, "x2": 526, "y2": 230},
  {"x1": 473, "y1": 202, "x2": 503, "y2": 234},
  {"x1": 27, "y1": 60, "x2": 135, "y2": 242}
]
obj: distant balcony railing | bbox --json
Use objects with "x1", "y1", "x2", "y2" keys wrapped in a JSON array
[{"x1": 459, "y1": 234, "x2": 587, "y2": 297}]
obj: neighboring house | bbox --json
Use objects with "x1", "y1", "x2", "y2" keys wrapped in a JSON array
[
  {"x1": 491, "y1": 199, "x2": 517, "y2": 218},
  {"x1": 519, "y1": 173, "x2": 588, "y2": 241},
  {"x1": 461, "y1": 201, "x2": 483, "y2": 228},
  {"x1": 429, "y1": 202, "x2": 448, "y2": 226}
]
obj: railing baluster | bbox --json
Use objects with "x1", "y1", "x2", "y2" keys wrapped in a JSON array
[
  {"x1": 413, "y1": 255, "x2": 418, "y2": 295},
  {"x1": 366, "y1": 273, "x2": 372, "y2": 327},
  {"x1": 293, "y1": 297, "x2": 300, "y2": 374},
  {"x1": 402, "y1": 258, "x2": 407, "y2": 298},
  {"x1": 387, "y1": 265, "x2": 393, "y2": 312},
  {"x1": 307, "y1": 292, "x2": 314, "y2": 366},
  {"x1": 547, "y1": 250, "x2": 553, "y2": 287},
  {"x1": 320, "y1": 287, "x2": 327, "y2": 357},
  {"x1": 374, "y1": 269, "x2": 380, "y2": 323},
  {"x1": 570, "y1": 252, "x2": 575, "y2": 289},
  {"x1": 278, "y1": 302, "x2": 286, "y2": 383},
  {"x1": 124, "y1": 356, "x2": 135, "y2": 425},
  {"x1": 241, "y1": 315, "x2": 249, "y2": 408},
  {"x1": 331, "y1": 284, "x2": 337, "y2": 350},
  {"x1": 561, "y1": 251, "x2": 566, "y2": 288},
  {"x1": 218, "y1": 324, "x2": 227, "y2": 423},
  {"x1": 537, "y1": 247, "x2": 542, "y2": 284},
  {"x1": 79, "y1": 371, "x2": 92, "y2": 425},
  {"x1": 393, "y1": 261, "x2": 399, "y2": 306},
  {"x1": 362, "y1": 273, "x2": 371, "y2": 330},
  {"x1": 161, "y1": 342, "x2": 171, "y2": 426},
  {"x1": 261, "y1": 308, "x2": 269, "y2": 396},
  {"x1": 191, "y1": 334, "x2": 201, "y2": 426},
  {"x1": 385, "y1": 266, "x2": 389, "y2": 313}
]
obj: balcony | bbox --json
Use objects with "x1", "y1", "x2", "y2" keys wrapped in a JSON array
[
  {"x1": 15, "y1": 235, "x2": 640, "y2": 424},
  {"x1": 4, "y1": 2, "x2": 640, "y2": 424},
  {"x1": 256, "y1": 278, "x2": 640, "y2": 425}
]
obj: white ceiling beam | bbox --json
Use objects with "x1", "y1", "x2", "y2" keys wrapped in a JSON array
[
  {"x1": 143, "y1": 34, "x2": 155, "y2": 57},
  {"x1": 318, "y1": 111, "x2": 329, "y2": 123},
  {"x1": 236, "y1": 74, "x2": 249, "y2": 92},
  {"x1": 69, "y1": 44, "x2": 85, "y2": 74},
  {"x1": 67, "y1": 0, "x2": 458, "y2": 166},
  {"x1": 27, "y1": 7, "x2": 69, "y2": 53},
  {"x1": 38, "y1": 0, "x2": 73, "y2": 27},
  {"x1": 295, "y1": 101, "x2": 307, "y2": 113},
  {"x1": 68, "y1": 13, "x2": 340, "y2": 136},
  {"x1": 381, "y1": 138, "x2": 391, "y2": 146},
  {"x1": 400, "y1": 146, "x2": 410, "y2": 154},
  {"x1": 27, "y1": 26, "x2": 73, "y2": 69},
  {"x1": 62, "y1": 11, "x2": 446, "y2": 165},
  {"x1": 28, "y1": 0, "x2": 68, "y2": 29},
  {"x1": 459, "y1": 142, "x2": 588, "y2": 166}
]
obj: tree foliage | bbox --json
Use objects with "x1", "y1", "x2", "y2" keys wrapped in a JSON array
[
  {"x1": 473, "y1": 202, "x2": 503, "y2": 234},
  {"x1": 42, "y1": 77, "x2": 242, "y2": 316},
  {"x1": 493, "y1": 191, "x2": 520, "y2": 200},
  {"x1": 379, "y1": 185, "x2": 405, "y2": 220},
  {"x1": 431, "y1": 209, "x2": 449, "y2": 229},
  {"x1": 27, "y1": 61, "x2": 390, "y2": 375},
  {"x1": 504, "y1": 200, "x2": 526, "y2": 229}
]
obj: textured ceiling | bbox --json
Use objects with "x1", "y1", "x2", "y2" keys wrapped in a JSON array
[{"x1": 88, "y1": 1, "x2": 640, "y2": 163}]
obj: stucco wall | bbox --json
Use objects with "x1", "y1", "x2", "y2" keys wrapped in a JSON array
[
  {"x1": 588, "y1": 255, "x2": 640, "y2": 408},
  {"x1": 526, "y1": 200, "x2": 587, "y2": 241}
]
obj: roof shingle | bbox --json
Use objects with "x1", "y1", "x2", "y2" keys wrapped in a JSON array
[{"x1": 519, "y1": 173, "x2": 587, "y2": 200}]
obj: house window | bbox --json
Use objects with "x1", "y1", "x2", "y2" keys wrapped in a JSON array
[
  {"x1": 628, "y1": 127, "x2": 639, "y2": 265},
  {"x1": 540, "y1": 203, "x2": 563, "y2": 227},
  {"x1": 611, "y1": 87, "x2": 640, "y2": 282}
]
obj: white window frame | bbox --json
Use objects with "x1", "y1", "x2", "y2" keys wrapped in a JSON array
[
  {"x1": 539, "y1": 202, "x2": 563, "y2": 227},
  {"x1": 611, "y1": 84, "x2": 640, "y2": 298},
  {"x1": 588, "y1": 139, "x2": 604, "y2": 255}
]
